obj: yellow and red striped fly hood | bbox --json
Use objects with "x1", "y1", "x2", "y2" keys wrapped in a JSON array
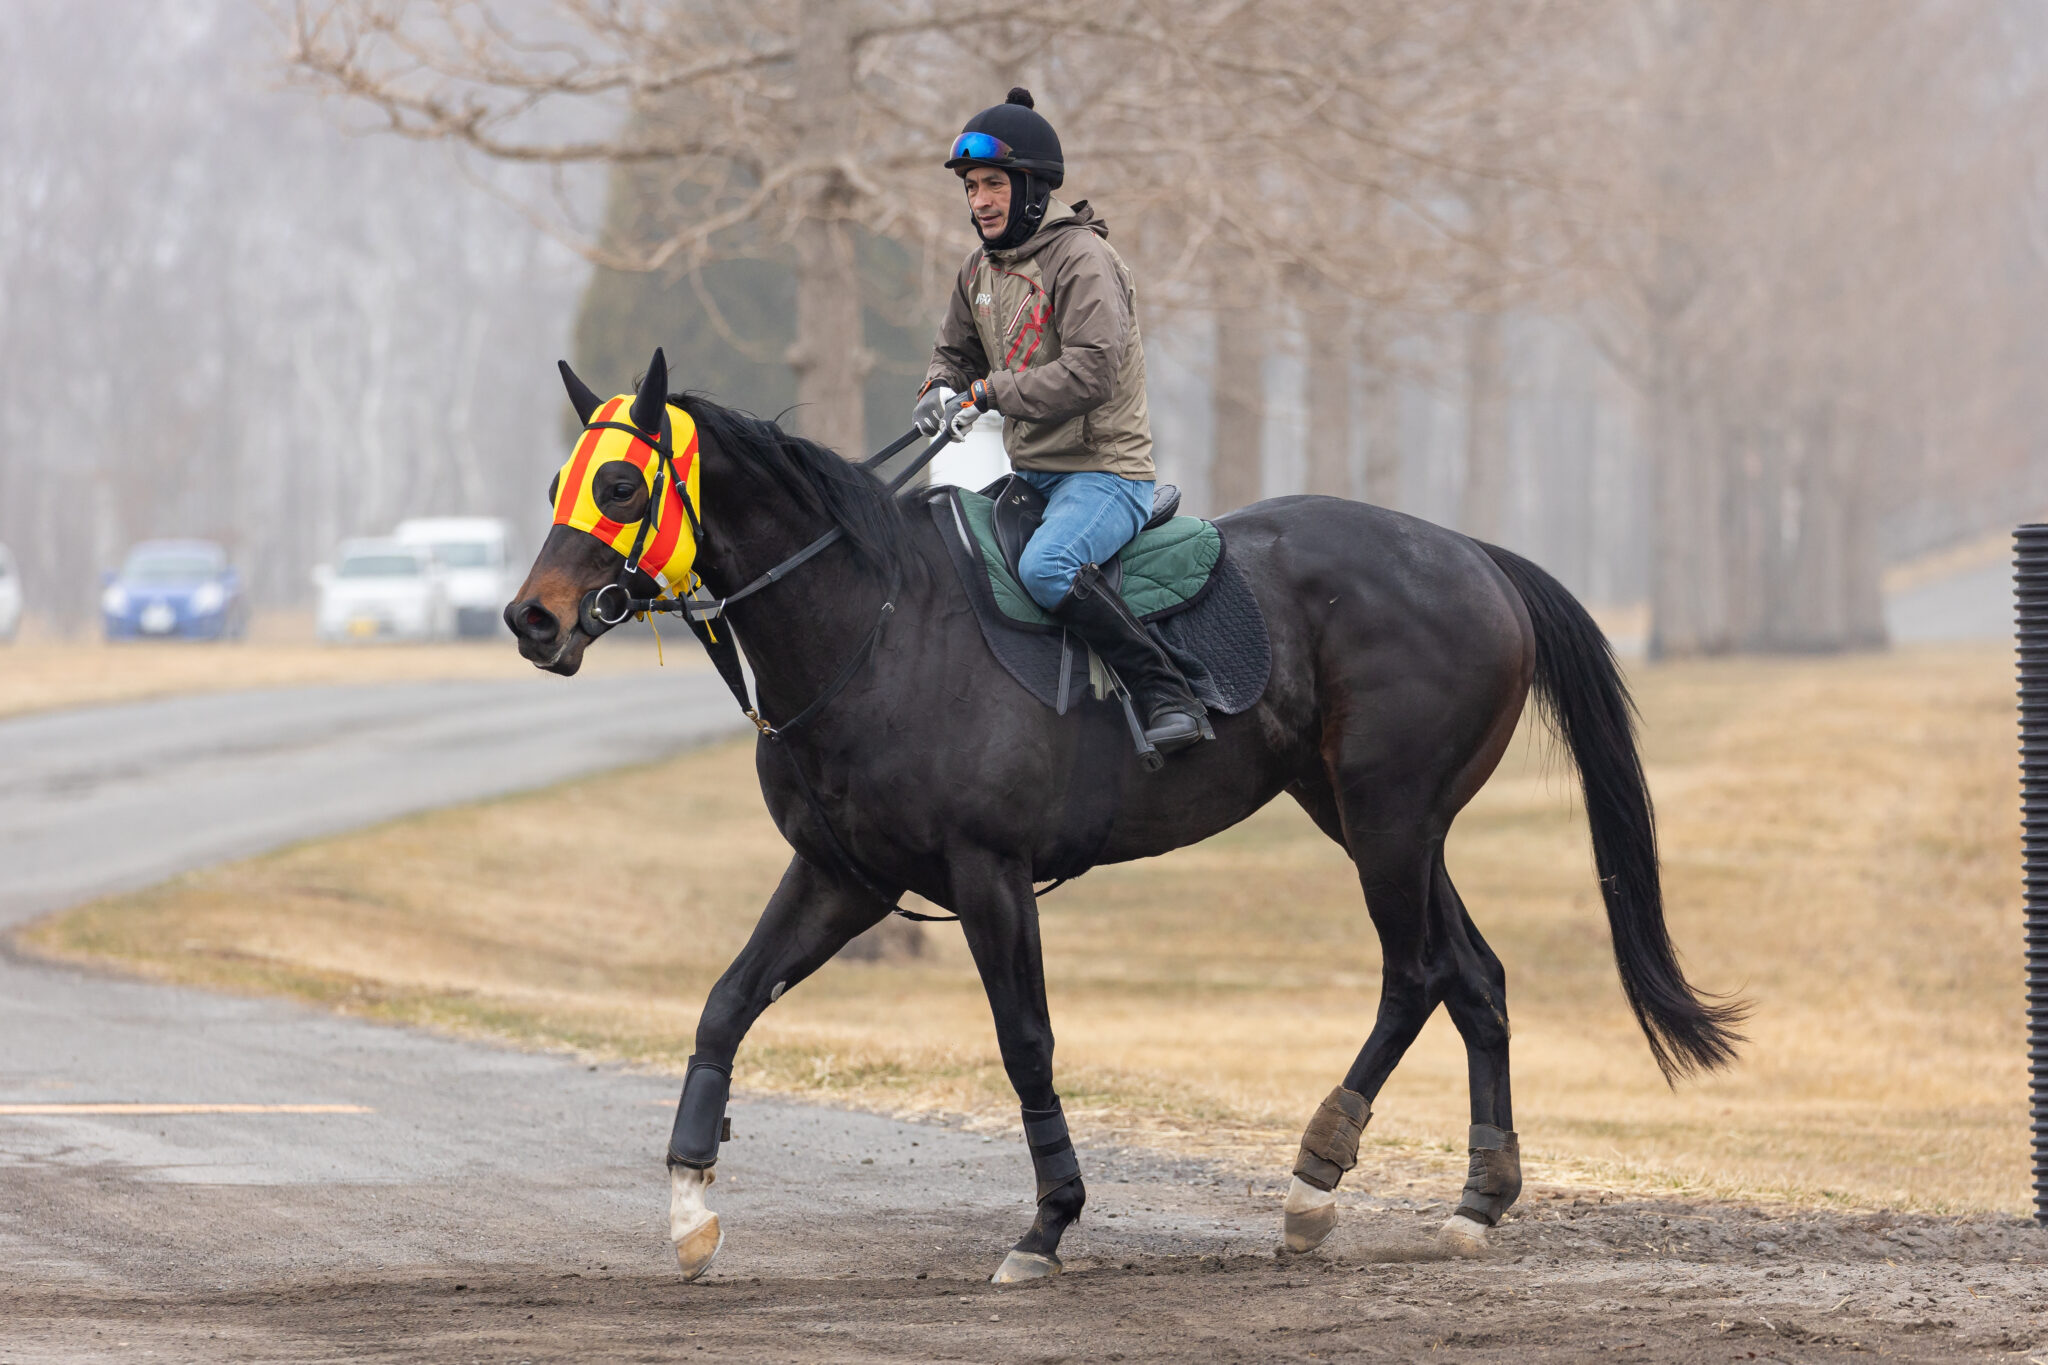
[{"x1": 550, "y1": 396, "x2": 702, "y2": 591}]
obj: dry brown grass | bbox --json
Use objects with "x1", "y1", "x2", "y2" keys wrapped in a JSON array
[
  {"x1": 0, "y1": 613, "x2": 677, "y2": 719},
  {"x1": 21, "y1": 643, "x2": 2023, "y2": 1214}
]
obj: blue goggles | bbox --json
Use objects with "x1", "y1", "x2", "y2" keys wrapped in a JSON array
[{"x1": 948, "y1": 131, "x2": 1015, "y2": 165}]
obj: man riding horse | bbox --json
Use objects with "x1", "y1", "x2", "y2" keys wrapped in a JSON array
[{"x1": 912, "y1": 88, "x2": 1209, "y2": 757}]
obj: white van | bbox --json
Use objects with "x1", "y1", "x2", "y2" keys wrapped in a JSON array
[
  {"x1": 314, "y1": 539, "x2": 453, "y2": 643},
  {"x1": 393, "y1": 517, "x2": 513, "y2": 638}
]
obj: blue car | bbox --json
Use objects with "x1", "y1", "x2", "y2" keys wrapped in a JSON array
[{"x1": 101, "y1": 540, "x2": 247, "y2": 641}]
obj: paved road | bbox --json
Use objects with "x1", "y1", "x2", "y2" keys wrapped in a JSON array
[
  {"x1": 1885, "y1": 554, "x2": 2014, "y2": 644},
  {"x1": 0, "y1": 672, "x2": 746, "y2": 928}
]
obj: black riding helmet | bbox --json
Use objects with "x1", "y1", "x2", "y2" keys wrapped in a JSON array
[{"x1": 945, "y1": 87, "x2": 1063, "y2": 252}]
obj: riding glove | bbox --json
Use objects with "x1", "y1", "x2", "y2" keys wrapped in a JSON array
[
  {"x1": 913, "y1": 384, "x2": 957, "y2": 437},
  {"x1": 915, "y1": 383, "x2": 988, "y2": 440}
]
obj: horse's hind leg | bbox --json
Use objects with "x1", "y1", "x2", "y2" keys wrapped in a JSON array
[
  {"x1": 1281, "y1": 822, "x2": 1439, "y2": 1254},
  {"x1": 1429, "y1": 856, "x2": 1522, "y2": 1255}
]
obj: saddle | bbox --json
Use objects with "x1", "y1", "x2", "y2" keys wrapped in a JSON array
[
  {"x1": 927, "y1": 479, "x2": 1271, "y2": 722},
  {"x1": 986, "y1": 475, "x2": 1183, "y2": 600}
]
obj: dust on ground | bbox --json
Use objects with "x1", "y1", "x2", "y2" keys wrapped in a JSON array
[{"x1": 5, "y1": 1134, "x2": 2044, "y2": 1364}]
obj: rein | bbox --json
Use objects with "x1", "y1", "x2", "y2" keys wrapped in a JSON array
[{"x1": 574, "y1": 415, "x2": 960, "y2": 920}]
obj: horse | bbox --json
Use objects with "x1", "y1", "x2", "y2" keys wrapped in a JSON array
[{"x1": 505, "y1": 349, "x2": 1743, "y2": 1283}]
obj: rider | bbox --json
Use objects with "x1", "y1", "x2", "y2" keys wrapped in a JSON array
[{"x1": 914, "y1": 88, "x2": 1208, "y2": 755}]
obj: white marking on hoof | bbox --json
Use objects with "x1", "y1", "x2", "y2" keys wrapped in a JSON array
[
  {"x1": 1281, "y1": 1175, "x2": 1339, "y2": 1253},
  {"x1": 670, "y1": 1165, "x2": 723, "y2": 1281},
  {"x1": 1438, "y1": 1211, "x2": 1491, "y2": 1256},
  {"x1": 991, "y1": 1250, "x2": 1062, "y2": 1283}
]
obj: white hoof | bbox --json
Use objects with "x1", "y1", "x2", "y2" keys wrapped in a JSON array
[
  {"x1": 1282, "y1": 1175, "x2": 1339, "y2": 1253},
  {"x1": 991, "y1": 1250, "x2": 1062, "y2": 1283},
  {"x1": 670, "y1": 1165, "x2": 723, "y2": 1281},
  {"x1": 1438, "y1": 1211, "x2": 1491, "y2": 1256}
]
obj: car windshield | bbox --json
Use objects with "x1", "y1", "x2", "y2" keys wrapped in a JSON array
[
  {"x1": 123, "y1": 553, "x2": 219, "y2": 584},
  {"x1": 431, "y1": 541, "x2": 493, "y2": 568},
  {"x1": 337, "y1": 555, "x2": 423, "y2": 579}
]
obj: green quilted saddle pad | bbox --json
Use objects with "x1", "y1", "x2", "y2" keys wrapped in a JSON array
[{"x1": 952, "y1": 488, "x2": 1222, "y2": 626}]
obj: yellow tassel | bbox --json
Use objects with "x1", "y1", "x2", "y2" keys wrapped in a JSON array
[
  {"x1": 648, "y1": 613, "x2": 664, "y2": 665},
  {"x1": 689, "y1": 572, "x2": 719, "y2": 643}
]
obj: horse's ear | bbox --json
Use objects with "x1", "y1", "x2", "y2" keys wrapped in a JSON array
[
  {"x1": 630, "y1": 347, "x2": 668, "y2": 436},
  {"x1": 558, "y1": 360, "x2": 603, "y2": 425}
]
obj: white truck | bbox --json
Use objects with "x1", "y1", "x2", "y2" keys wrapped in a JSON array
[{"x1": 393, "y1": 517, "x2": 514, "y2": 638}]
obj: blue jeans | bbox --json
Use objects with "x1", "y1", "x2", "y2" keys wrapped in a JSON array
[{"x1": 1014, "y1": 470, "x2": 1154, "y2": 610}]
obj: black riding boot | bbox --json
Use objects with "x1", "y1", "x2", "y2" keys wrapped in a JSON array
[{"x1": 1053, "y1": 563, "x2": 1210, "y2": 755}]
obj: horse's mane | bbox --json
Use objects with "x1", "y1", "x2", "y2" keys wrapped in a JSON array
[{"x1": 671, "y1": 392, "x2": 918, "y2": 579}]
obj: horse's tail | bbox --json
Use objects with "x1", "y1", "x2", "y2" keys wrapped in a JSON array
[{"x1": 1480, "y1": 542, "x2": 1746, "y2": 1082}]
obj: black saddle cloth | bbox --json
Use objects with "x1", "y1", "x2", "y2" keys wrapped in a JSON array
[{"x1": 929, "y1": 485, "x2": 1271, "y2": 717}]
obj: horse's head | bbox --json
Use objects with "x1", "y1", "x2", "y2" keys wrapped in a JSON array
[{"x1": 505, "y1": 348, "x2": 701, "y2": 675}]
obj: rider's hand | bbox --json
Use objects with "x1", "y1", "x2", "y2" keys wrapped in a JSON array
[
  {"x1": 942, "y1": 386, "x2": 984, "y2": 440},
  {"x1": 913, "y1": 384, "x2": 956, "y2": 437}
]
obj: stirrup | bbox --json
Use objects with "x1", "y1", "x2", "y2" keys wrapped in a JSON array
[
  {"x1": 1145, "y1": 705, "x2": 1210, "y2": 754},
  {"x1": 1114, "y1": 684, "x2": 1163, "y2": 771}
]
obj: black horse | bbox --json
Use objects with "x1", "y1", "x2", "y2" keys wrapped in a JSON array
[{"x1": 506, "y1": 352, "x2": 1742, "y2": 1282}]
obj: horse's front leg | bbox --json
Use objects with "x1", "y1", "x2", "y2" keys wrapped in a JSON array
[
  {"x1": 666, "y1": 854, "x2": 891, "y2": 1280},
  {"x1": 952, "y1": 854, "x2": 1085, "y2": 1283}
]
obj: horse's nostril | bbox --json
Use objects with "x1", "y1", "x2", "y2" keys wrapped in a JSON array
[{"x1": 505, "y1": 598, "x2": 560, "y2": 643}]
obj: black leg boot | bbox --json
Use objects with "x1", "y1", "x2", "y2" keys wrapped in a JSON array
[{"x1": 1052, "y1": 563, "x2": 1211, "y2": 754}]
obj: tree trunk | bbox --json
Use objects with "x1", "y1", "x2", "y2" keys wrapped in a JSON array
[
  {"x1": 1461, "y1": 309, "x2": 1508, "y2": 541},
  {"x1": 1210, "y1": 293, "x2": 1266, "y2": 513},
  {"x1": 786, "y1": 0, "x2": 868, "y2": 459},
  {"x1": 1361, "y1": 333, "x2": 1402, "y2": 507},
  {"x1": 1302, "y1": 287, "x2": 1351, "y2": 497},
  {"x1": 1646, "y1": 342, "x2": 1732, "y2": 659}
]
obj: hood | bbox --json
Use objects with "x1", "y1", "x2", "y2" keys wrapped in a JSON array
[
  {"x1": 323, "y1": 577, "x2": 435, "y2": 604},
  {"x1": 985, "y1": 198, "x2": 1107, "y2": 264},
  {"x1": 116, "y1": 577, "x2": 215, "y2": 600}
]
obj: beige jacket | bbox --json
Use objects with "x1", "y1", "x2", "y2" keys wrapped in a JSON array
[{"x1": 923, "y1": 199, "x2": 1154, "y2": 480}]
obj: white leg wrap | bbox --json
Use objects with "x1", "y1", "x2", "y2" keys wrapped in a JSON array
[
  {"x1": 669, "y1": 1165, "x2": 723, "y2": 1280},
  {"x1": 1282, "y1": 1175, "x2": 1339, "y2": 1253}
]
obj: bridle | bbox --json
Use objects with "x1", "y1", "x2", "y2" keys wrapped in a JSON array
[
  {"x1": 573, "y1": 417, "x2": 941, "y2": 650},
  {"x1": 562, "y1": 410, "x2": 960, "y2": 918}
]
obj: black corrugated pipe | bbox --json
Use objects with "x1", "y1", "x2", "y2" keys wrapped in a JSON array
[{"x1": 2016, "y1": 523, "x2": 2048, "y2": 1225}]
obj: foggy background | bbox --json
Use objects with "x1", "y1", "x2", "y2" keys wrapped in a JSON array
[{"x1": 4, "y1": 0, "x2": 2043, "y2": 655}]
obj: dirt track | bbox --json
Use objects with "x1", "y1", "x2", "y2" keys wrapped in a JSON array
[{"x1": 8, "y1": 1133, "x2": 2045, "y2": 1364}]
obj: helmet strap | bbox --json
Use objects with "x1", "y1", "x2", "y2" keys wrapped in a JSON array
[{"x1": 977, "y1": 171, "x2": 1052, "y2": 252}]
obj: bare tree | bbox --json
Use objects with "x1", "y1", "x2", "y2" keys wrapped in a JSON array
[
  {"x1": 1587, "y1": 0, "x2": 2043, "y2": 655},
  {"x1": 0, "y1": 0, "x2": 581, "y2": 628},
  {"x1": 281, "y1": 0, "x2": 1619, "y2": 466}
]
